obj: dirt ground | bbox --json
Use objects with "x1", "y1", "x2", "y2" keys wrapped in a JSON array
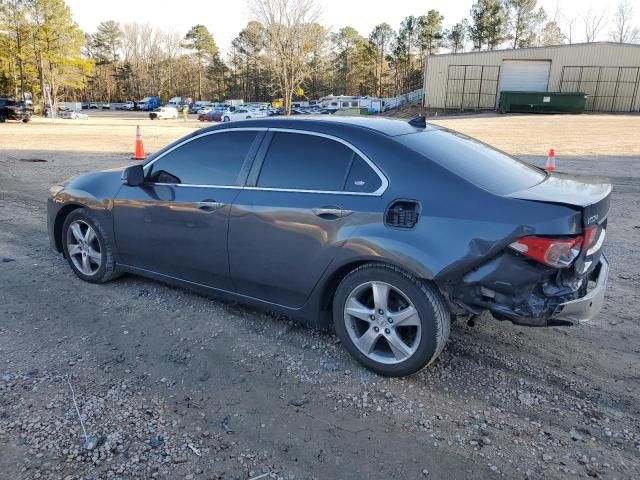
[{"x1": 1, "y1": 111, "x2": 639, "y2": 480}]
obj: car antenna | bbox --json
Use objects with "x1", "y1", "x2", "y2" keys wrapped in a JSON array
[{"x1": 408, "y1": 115, "x2": 426, "y2": 128}]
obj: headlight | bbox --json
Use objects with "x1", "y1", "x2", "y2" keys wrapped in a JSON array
[{"x1": 49, "y1": 185, "x2": 65, "y2": 197}]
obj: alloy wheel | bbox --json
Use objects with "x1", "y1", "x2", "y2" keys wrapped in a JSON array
[
  {"x1": 66, "y1": 220, "x2": 102, "y2": 276},
  {"x1": 343, "y1": 281, "x2": 421, "y2": 364}
]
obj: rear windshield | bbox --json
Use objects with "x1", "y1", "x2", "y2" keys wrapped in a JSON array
[{"x1": 398, "y1": 130, "x2": 545, "y2": 195}]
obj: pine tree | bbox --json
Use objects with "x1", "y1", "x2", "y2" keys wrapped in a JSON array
[
  {"x1": 469, "y1": 0, "x2": 509, "y2": 50},
  {"x1": 29, "y1": 0, "x2": 92, "y2": 109},
  {"x1": 445, "y1": 21, "x2": 468, "y2": 53},
  {"x1": 418, "y1": 10, "x2": 444, "y2": 57},
  {"x1": 184, "y1": 24, "x2": 218, "y2": 100},
  {"x1": 369, "y1": 23, "x2": 394, "y2": 97}
]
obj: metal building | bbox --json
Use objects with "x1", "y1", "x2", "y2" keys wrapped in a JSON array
[{"x1": 423, "y1": 42, "x2": 640, "y2": 112}]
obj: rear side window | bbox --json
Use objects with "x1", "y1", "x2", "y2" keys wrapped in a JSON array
[
  {"x1": 257, "y1": 132, "x2": 357, "y2": 191},
  {"x1": 398, "y1": 130, "x2": 545, "y2": 195},
  {"x1": 345, "y1": 156, "x2": 382, "y2": 193},
  {"x1": 148, "y1": 131, "x2": 257, "y2": 185}
]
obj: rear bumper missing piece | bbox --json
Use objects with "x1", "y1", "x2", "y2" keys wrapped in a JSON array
[{"x1": 551, "y1": 255, "x2": 609, "y2": 324}]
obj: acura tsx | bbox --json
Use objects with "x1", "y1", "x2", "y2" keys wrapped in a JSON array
[{"x1": 47, "y1": 116, "x2": 610, "y2": 376}]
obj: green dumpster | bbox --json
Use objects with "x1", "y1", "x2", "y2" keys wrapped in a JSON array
[
  {"x1": 334, "y1": 107, "x2": 369, "y2": 116},
  {"x1": 499, "y1": 91, "x2": 587, "y2": 114}
]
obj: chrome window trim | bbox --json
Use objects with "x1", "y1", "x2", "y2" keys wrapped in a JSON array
[{"x1": 142, "y1": 126, "x2": 389, "y2": 196}]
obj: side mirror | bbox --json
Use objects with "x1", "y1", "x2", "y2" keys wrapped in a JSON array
[{"x1": 121, "y1": 164, "x2": 145, "y2": 186}]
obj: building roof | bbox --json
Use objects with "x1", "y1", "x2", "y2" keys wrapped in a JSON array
[{"x1": 428, "y1": 41, "x2": 640, "y2": 58}]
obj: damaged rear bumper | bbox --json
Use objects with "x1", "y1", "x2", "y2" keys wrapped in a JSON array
[
  {"x1": 446, "y1": 252, "x2": 610, "y2": 327},
  {"x1": 551, "y1": 256, "x2": 609, "y2": 324}
]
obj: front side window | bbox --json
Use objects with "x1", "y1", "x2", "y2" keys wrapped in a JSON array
[
  {"x1": 148, "y1": 131, "x2": 257, "y2": 186},
  {"x1": 257, "y1": 132, "x2": 357, "y2": 191}
]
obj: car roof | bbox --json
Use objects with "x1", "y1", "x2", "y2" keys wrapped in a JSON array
[{"x1": 201, "y1": 116, "x2": 438, "y2": 137}]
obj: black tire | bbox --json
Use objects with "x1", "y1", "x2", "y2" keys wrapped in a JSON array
[
  {"x1": 22, "y1": 117, "x2": 30, "y2": 123},
  {"x1": 0, "y1": 113, "x2": 6, "y2": 123},
  {"x1": 61, "y1": 208, "x2": 120, "y2": 284},
  {"x1": 223, "y1": 116, "x2": 230, "y2": 122},
  {"x1": 333, "y1": 263, "x2": 450, "y2": 377}
]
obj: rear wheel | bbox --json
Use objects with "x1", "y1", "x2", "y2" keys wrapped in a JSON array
[
  {"x1": 61, "y1": 209, "x2": 120, "y2": 284},
  {"x1": 223, "y1": 116, "x2": 230, "y2": 122},
  {"x1": 0, "y1": 113, "x2": 6, "y2": 123},
  {"x1": 333, "y1": 264, "x2": 450, "y2": 377}
]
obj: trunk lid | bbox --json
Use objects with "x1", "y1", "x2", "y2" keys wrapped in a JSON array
[{"x1": 506, "y1": 172, "x2": 611, "y2": 226}]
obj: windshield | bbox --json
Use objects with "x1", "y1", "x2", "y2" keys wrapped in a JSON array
[{"x1": 397, "y1": 129, "x2": 546, "y2": 195}]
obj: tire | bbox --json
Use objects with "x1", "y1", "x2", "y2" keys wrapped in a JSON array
[
  {"x1": 0, "y1": 113, "x2": 6, "y2": 123},
  {"x1": 246, "y1": 116, "x2": 251, "y2": 119},
  {"x1": 333, "y1": 263, "x2": 450, "y2": 377},
  {"x1": 61, "y1": 208, "x2": 120, "y2": 284},
  {"x1": 223, "y1": 116, "x2": 230, "y2": 122}
]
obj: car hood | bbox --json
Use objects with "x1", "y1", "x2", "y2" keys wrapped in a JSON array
[{"x1": 507, "y1": 171, "x2": 611, "y2": 225}]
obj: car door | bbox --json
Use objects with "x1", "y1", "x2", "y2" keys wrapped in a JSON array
[
  {"x1": 113, "y1": 129, "x2": 264, "y2": 291},
  {"x1": 228, "y1": 130, "x2": 387, "y2": 308}
]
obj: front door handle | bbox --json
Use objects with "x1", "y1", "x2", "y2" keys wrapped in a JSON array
[
  {"x1": 312, "y1": 207, "x2": 352, "y2": 219},
  {"x1": 197, "y1": 200, "x2": 225, "y2": 212}
]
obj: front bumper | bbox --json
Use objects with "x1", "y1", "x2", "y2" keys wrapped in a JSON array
[{"x1": 551, "y1": 255, "x2": 609, "y2": 323}]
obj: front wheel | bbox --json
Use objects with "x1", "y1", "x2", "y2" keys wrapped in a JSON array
[
  {"x1": 61, "y1": 209, "x2": 120, "y2": 284},
  {"x1": 333, "y1": 264, "x2": 450, "y2": 377}
]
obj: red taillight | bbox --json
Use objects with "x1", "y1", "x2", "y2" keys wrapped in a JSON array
[
  {"x1": 510, "y1": 235, "x2": 583, "y2": 268},
  {"x1": 582, "y1": 225, "x2": 598, "y2": 251}
]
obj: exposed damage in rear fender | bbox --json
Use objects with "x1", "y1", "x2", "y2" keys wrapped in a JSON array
[{"x1": 437, "y1": 231, "x2": 607, "y2": 327}]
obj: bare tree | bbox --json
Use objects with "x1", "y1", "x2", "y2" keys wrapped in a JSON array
[
  {"x1": 583, "y1": 8, "x2": 607, "y2": 42},
  {"x1": 249, "y1": 0, "x2": 323, "y2": 114},
  {"x1": 609, "y1": 0, "x2": 640, "y2": 43}
]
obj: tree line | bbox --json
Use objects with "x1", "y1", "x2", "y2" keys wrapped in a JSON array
[{"x1": 1, "y1": 0, "x2": 638, "y2": 112}]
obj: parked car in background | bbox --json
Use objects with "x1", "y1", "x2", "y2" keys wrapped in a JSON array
[
  {"x1": 60, "y1": 110, "x2": 88, "y2": 120},
  {"x1": 46, "y1": 116, "x2": 611, "y2": 376},
  {"x1": 0, "y1": 98, "x2": 32, "y2": 122},
  {"x1": 149, "y1": 106, "x2": 178, "y2": 120},
  {"x1": 137, "y1": 97, "x2": 160, "y2": 111},
  {"x1": 197, "y1": 111, "x2": 215, "y2": 122},
  {"x1": 123, "y1": 101, "x2": 136, "y2": 110},
  {"x1": 191, "y1": 101, "x2": 210, "y2": 114},
  {"x1": 89, "y1": 103, "x2": 99, "y2": 109},
  {"x1": 221, "y1": 108, "x2": 268, "y2": 122},
  {"x1": 101, "y1": 103, "x2": 112, "y2": 110},
  {"x1": 166, "y1": 97, "x2": 192, "y2": 111}
]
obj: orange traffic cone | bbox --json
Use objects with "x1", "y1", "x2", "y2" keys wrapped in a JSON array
[
  {"x1": 132, "y1": 125, "x2": 146, "y2": 160},
  {"x1": 544, "y1": 148, "x2": 556, "y2": 171}
]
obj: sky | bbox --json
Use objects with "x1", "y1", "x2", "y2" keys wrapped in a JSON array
[{"x1": 66, "y1": 0, "x2": 614, "y2": 56}]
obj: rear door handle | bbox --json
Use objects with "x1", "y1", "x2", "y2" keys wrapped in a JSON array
[
  {"x1": 312, "y1": 207, "x2": 353, "y2": 219},
  {"x1": 197, "y1": 200, "x2": 225, "y2": 212}
]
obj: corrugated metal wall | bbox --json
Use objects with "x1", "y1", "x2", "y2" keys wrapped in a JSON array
[{"x1": 423, "y1": 43, "x2": 640, "y2": 112}]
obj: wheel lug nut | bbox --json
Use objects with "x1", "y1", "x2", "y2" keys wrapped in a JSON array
[
  {"x1": 384, "y1": 328, "x2": 390, "y2": 334},
  {"x1": 373, "y1": 326, "x2": 379, "y2": 332},
  {"x1": 370, "y1": 315, "x2": 376, "y2": 321},
  {"x1": 388, "y1": 318, "x2": 393, "y2": 323},
  {"x1": 378, "y1": 309, "x2": 384, "y2": 315}
]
